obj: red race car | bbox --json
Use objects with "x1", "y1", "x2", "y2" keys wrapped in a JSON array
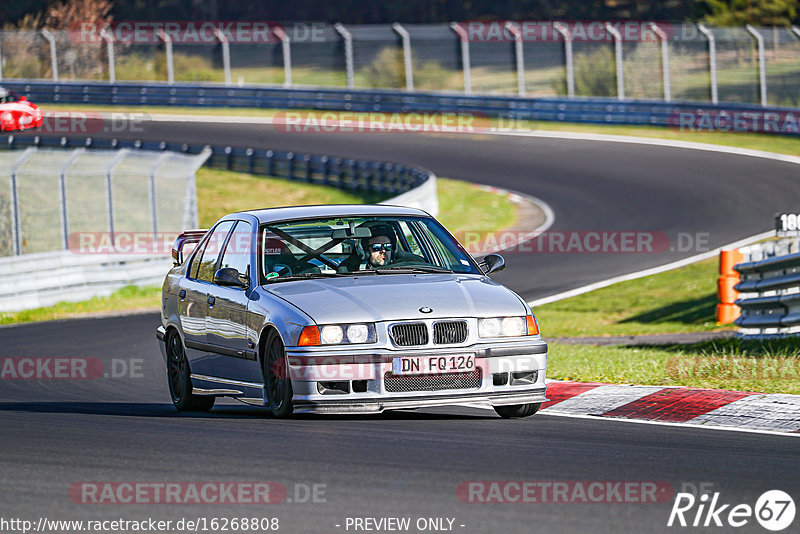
[{"x1": 0, "y1": 87, "x2": 43, "y2": 132}]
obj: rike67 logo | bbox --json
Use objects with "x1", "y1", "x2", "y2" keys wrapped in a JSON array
[{"x1": 668, "y1": 490, "x2": 795, "y2": 531}]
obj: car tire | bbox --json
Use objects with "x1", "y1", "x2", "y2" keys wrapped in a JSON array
[
  {"x1": 263, "y1": 330, "x2": 294, "y2": 418},
  {"x1": 494, "y1": 403, "x2": 540, "y2": 419},
  {"x1": 166, "y1": 329, "x2": 215, "y2": 412}
]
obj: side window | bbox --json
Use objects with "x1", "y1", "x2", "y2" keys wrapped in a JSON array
[
  {"x1": 188, "y1": 237, "x2": 209, "y2": 279},
  {"x1": 218, "y1": 220, "x2": 252, "y2": 282},
  {"x1": 398, "y1": 221, "x2": 424, "y2": 256},
  {"x1": 195, "y1": 221, "x2": 235, "y2": 282}
]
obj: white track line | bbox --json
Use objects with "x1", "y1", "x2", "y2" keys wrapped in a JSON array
[{"x1": 527, "y1": 230, "x2": 774, "y2": 307}]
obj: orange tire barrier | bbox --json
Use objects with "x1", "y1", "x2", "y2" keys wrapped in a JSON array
[{"x1": 716, "y1": 249, "x2": 743, "y2": 324}]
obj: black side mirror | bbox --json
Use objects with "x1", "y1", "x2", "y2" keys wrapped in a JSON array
[
  {"x1": 214, "y1": 267, "x2": 248, "y2": 288},
  {"x1": 478, "y1": 254, "x2": 505, "y2": 275}
]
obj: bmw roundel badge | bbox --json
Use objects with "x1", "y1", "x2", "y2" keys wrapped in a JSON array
[{"x1": 419, "y1": 307, "x2": 433, "y2": 313}]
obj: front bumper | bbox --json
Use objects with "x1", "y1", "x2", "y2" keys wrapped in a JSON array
[{"x1": 285, "y1": 339, "x2": 548, "y2": 414}]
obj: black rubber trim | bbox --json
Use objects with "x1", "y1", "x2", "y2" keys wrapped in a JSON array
[{"x1": 185, "y1": 339, "x2": 257, "y2": 361}]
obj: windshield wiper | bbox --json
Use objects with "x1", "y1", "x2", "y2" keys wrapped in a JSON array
[{"x1": 375, "y1": 265, "x2": 453, "y2": 274}]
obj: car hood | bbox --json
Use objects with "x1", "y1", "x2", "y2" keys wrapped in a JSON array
[{"x1": 262, "y1": 274, "x2": 527, "y2": 324}]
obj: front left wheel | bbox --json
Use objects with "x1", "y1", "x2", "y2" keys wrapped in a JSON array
[
  {"x1": 494, "y1": 402, "x2": 540, "y2": 419},
  {"x1": 166, "y1": 329, "x2": 215, "y2": 412},
  {"x1": 263, "y1": 330, "x2": 294, "y2": 418}
]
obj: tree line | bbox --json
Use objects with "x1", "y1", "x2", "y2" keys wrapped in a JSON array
[{"x1": 2, "y1": 0, "x2": 798, "y2": 28}]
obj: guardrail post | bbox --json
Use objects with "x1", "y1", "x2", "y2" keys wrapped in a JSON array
[
  {"x1": 287, "y1": 152, "x2": 295, "y2": 180},
  {"x1": 214, "y1": 28, "x2": 232, "y2": 86},
  {"x1": 157, "y1": 29, "x2": 174, "y2": 85},
  {"x1": 335, "y1": 157, "x2": 345, "y2": 187},
  {"x1": 266, "y1": 150, "x2": 275, "y2": 176},
  {"x1": 273, "y1": 25, "x2": 292, "y2": 88},
  {"x1": 105, "y1": 149, "x2": 128, "y2": 247},
  {"x1": 746, "y1": 25, "x2": 767, "y2": 107},
  {"x1": 717, "y1": 249, "x2": 743, "y2": 324},
  {"x1": 9, "y1": 148, "x2": 36, "y2": 255},
  {"x1": 40, "y1": 29, "x2": 59, "y2": 81},
  {"x1": 450, "y1": 23, "x2": 472, "y2": 94},
  {"x1": 304, "y1": 154, "x2": 313, "y2": 182},
  {"x1": 554, "y1": 22, "x2": 574, "y2": 98},
  {"x1": 334, "y1": 23, "x2": 355, "y2": 89},
  {"x1": 0, "y1": 39, "x2": 4, "y2": 80},
  {"x1": 605, "y1": 23, "x2": 625, "y2": 101},
  {"x1": 505, "y1": 22, "x2": 525, "y2": 96},
  {"x1": 392, "y1": 23, "x2": 414, "y2": 91},
  {"x1": 58, "y1": 149, "x2": 84, "y2": 250},
  {"x1": 100, "y1": 27, "x2": 115, "y2": 83},
  {"x1": 148, "y1": 152, "x2": 171, "y2": 239},
  {"x1": 347, "y1": 159, "x2": 357, "y2": 188},
  {"x1": 649, "y1": 23, "x2": 671, "y2": 102},
  {"x1": 697, "y1": 24, "x2": 718, "y2": 104},
  {"x1": 246, "y1": 148, "x2": 254, "y2": 173},
  {"x1": 321, "y1": 155, "x2": 330, "y2": 185}
]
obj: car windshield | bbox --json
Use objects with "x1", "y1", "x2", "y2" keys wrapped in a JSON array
[
  {"x1": 0, "y1": 90, "x2": 18, "y2": 104},
  {"x1": 259, "y1": 215, "x2": 481, "y2": 283}
]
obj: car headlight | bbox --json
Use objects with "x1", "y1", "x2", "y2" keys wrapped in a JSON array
[
  {"x1": 299, "y1": 323, "x2": 377, "y2": 346},
  {"x1": 478, "y1": 315, "x2": 539, "y2": 338}
]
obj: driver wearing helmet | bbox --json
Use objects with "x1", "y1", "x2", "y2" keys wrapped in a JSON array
[
  {"x1": 363, "y1": 227, "x2": 395, "y2": 268},
  {"x1": 337, "y1": 223, "x2": 398, "y2": 272}
]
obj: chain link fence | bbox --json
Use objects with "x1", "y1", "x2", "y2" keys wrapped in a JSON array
[
  {"x1": 2, "y1": 22, "x2": 800, "y2": 105},
  {"x1": 0, "y1": 146, "x2": 205, "y2": 257}
]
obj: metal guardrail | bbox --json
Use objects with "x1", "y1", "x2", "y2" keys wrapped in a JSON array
[
  {"x1": 3, "y1": 81, "x2": 799, "y2": 136},
  {"x1": 0, "y1": 133, "x2": 438, "y2": 312},
  {"x1": 734, "y1": 240, "x2": 800, "y2": 337},
  {"x1": 2, "y1": 132, "x2": 436, "y2": 211},
  {"x1": 0, "y1": 251, "x2": 172, "y2": 312}
]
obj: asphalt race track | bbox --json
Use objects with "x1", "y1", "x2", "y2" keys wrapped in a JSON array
[
  {"x1": 51, "y1": 120, "x2": 800, "y2": 300},
  {"x1": 3, "y1": 121, "x2": 800, "y2": 533}
]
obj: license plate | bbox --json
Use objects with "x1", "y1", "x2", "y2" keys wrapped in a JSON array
[{"x1": 392, "y1": 354, "x2": 475, "y2": 375}]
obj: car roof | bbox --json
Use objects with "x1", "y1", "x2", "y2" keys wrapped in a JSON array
[{"x1": 227, "y1": 204, "x2": 432, "y2": 224}]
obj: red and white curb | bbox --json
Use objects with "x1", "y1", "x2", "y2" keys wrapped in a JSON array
[{"x1": 538, "y1": 381, "x2": 800, "y2": 435}]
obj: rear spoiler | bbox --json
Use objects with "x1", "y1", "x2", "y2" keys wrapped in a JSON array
[{"x1": 171, "y1": 229, "x2": 208, "y2": 265}]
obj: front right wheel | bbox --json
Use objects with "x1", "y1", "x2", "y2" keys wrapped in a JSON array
[
  {"x1": 494, "y1": 403, "x2": 540, "y2": 419},
  {"x1": 263, "y1": 331, "x2": 294, "y2": 418}
]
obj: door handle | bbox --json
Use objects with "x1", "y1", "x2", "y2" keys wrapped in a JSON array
[
  {"x1": 207, "y1": 296, "x2": 215, "y2": 306},
  {"x1": 179, "y1": 289, "x2": 186, "y2": 300}
]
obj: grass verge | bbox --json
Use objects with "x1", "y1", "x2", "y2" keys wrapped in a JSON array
[
  {"x1": 535, "y1": 257, "x2": 725, "y2": 338},
  {"x1": 534, "y1": 255, "x2": 800, "y2": 394},
  {"x1": 548, "y1": 339, "x2": 800, "y2": 395},
  {"x1": 1, "y1": 172, "x2": 517, "y2": 325},
  {"x1": 0, "y1": 285, "x2": 160, "y2": 325}
]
